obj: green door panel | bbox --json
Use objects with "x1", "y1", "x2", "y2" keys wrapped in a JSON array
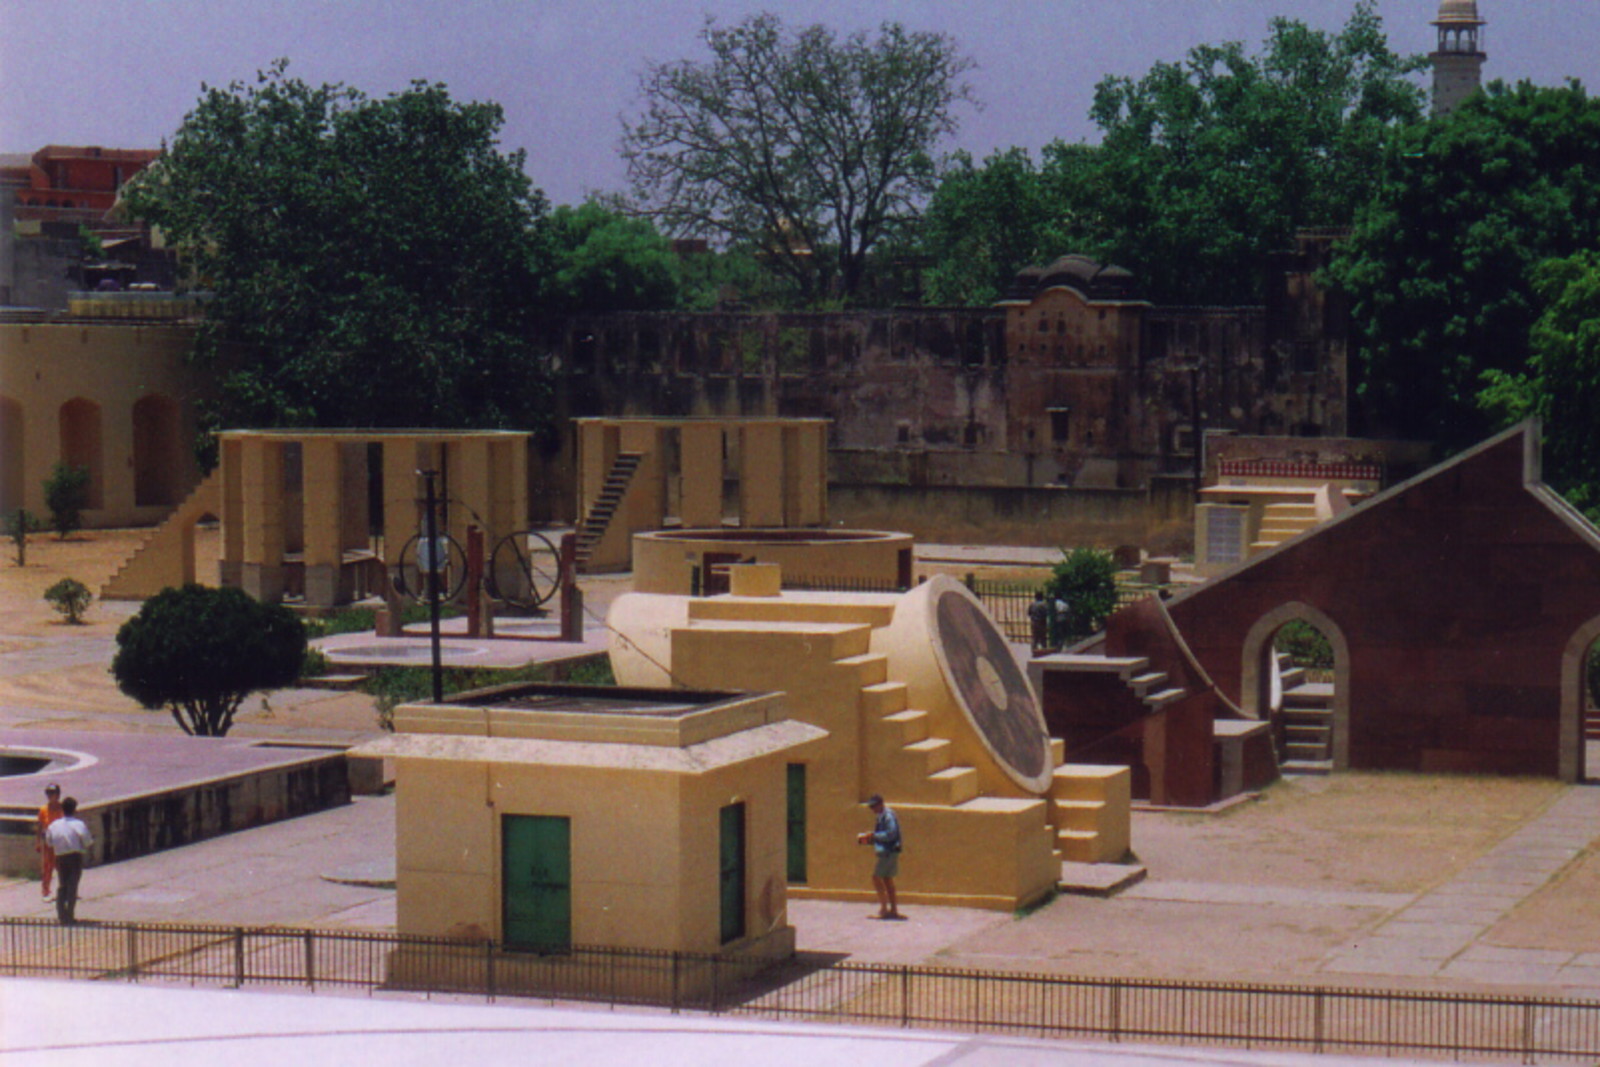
[
  {"x1": 503, "y1": 814, "x2": 571, "y2": 951},
  {"x1": 719, "y1": 803, "x2": 745, "y2": 945}
]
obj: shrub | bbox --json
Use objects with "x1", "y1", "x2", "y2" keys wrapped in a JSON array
[
  {"x1": 112, "y1": 584, "x2": 307, "y2": 736},
  {"x1": 43, "y1": 577, "x2": 92, "y2": 624},
  {"x1": 5, "y1": 508, "x2": 30, "y2": 565},
  {"x1": 1044, "y1": 548, "x2": 1119, "y2": 639},
  {"x1": 43, "y1": 463, "x2": 90, "y2": 540},
  {"x1": 1275, "y1": 620, "x2": 1334, "y2": 669}
]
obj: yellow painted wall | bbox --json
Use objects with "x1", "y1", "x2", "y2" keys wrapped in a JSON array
[
  {"x1": 632, "y1": 529, "x2": 912, "y2": 595},
  {"x1": 0, "y1": 321, "x2": 204, "y2": 526},
  {"x1": 393, "y1": 752, "x2": 797, "y2": 956}
]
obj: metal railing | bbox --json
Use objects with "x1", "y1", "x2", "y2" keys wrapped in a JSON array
[{"x1": 6, "y1": 917, "x2": 1600, "y2": 1061}]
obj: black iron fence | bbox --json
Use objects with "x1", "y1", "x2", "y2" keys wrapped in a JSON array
[{"x1": 6, "y1": 917, "x2": 1600, "y2": 1062}]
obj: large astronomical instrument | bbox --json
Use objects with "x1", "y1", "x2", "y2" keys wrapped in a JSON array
[{"x1": 879, "y1": 577, "x2": 1054, "y2": 795}]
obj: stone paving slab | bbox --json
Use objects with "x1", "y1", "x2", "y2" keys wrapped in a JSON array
[{"x1": 1121, "y1": 880, "x2": 1410, "y2": 910}]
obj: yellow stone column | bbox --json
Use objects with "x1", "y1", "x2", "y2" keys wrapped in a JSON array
[
  {"x1": 301, "y1": 437, "x2": 344, "y2": 608},
  {"x1": 739, "y1": 422, "x2": 785, "y2": 527},
  {"x1": 218, "y1": 436, "x2": 245, "y2": 589},
  {"x1": 239, "y1": 436, "x2": 286, "y2": 602},
  {"x1": 382, "y1": 437, "x2": 421, "y2": 576},
  {"x1": 679, "y1": 422, "x2": 724, "y2": 528}
]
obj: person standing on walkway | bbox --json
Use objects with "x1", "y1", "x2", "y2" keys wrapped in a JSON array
[
  {"x1": 44, "y1": 797, "x2": 93, "y2": 924},
  {"x1": 1028, "y1": 593, "x2": 1050, "y2": 654},
  {"x1": 34, "y1": 783, "x2": 63, "y2": 901},
  {"x1": 856, "y1": 794, "x2": 904, "y2": 920}
]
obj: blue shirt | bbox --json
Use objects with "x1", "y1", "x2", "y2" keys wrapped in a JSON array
[{"x1": 871, "y1": 806, "x2": 902, "y2": 855}]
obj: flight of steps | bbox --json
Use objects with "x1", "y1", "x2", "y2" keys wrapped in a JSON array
[
  {"x1": 573, "y1": 451, "x2": 643, "y2": 570},
  {"x1": 856, "y1": 656, "x2": 982, "y2": 807},
  {"x1": 1048, "y1": 764, "x2": 1130, "y2": 864},
  {"x1": 1043, "y1": 654, "x2": 1188, "y2": 714},
  {"x1": 1280, "y1": 674, "x2": 1335, "y2": 774},
  {"x1": 1250, "y1": 501, "x2": 1319, "y2": 554}
]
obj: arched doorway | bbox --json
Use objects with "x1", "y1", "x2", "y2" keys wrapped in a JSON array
[
  {"x1": 1560, "y1": 617, "x2": 1600, "y2": 782},
  {"x1": 132, "y1": 393, "x2": 183, "y2": 506},
  {"x1": 1241, "y1": 602, "x2": 1351, "y2": 772},
  {"x1": 0, "y1": 396, "x2": 22, "y2": 515},
  {"x1": 58, "y1": 397, "x2": 104, "y2": 510}
]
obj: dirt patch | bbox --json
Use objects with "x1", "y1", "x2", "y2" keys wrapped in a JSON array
[
  {"x1": 1135, "y1": 773, "x2": 1562, "y2": 895},
  {"x1": 1484, "y1": 845, "x2": 1600, "y2": 950}
]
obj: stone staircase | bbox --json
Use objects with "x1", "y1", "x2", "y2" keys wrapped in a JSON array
[
  {"x1": 856, "y1": 657, "x2": 983, "y2": 807},
  {"x1": 101, "y1": 471, "x2": 221, "y2": 599},
  {"x1": 1250, "y1": 501, "x2": 1320, "y2": 553},
  {"x1": 573, "y1": 451, "x2": 643, "y2": 570},
  {"x1": 1280, "y1": 678, "x2": 1335, "y2": 775},
  {"x1": 1044, "y1": 654, "x2": 1188, "y2": 715}
]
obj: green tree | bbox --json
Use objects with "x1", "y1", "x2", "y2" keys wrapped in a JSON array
[
  {"x1": 1044, "y1": 548, "x2": 1120, "y2": 640},
  {"x1": 43, "y1": 463, "x2": 90, "y2": 540},
  {"x1": 622, "y1": 14, "x2": 976, "y2": 304},
  {"x1": 123, "y1": 61, "x2": 550, "y2": 434},
  {"x1": 112, "y1": 584, "x2": 307, "y2": 737},
  {"x1": 542, "y1": 201, "x2": 680, "y2": 312},
  {"x1": 1330, "y1": 81, "x2": 1600, "y2": 446},
  {"x1": 1477, "y1": 249, "x2": 1600, "y2": 518},
  {"x1": 1073, "y1": 2, "x2": 1423, "y2": 305},
  {"x1": 920, "y1": 148, "x2": 1070, "y2": 305},
  {"x1": 43, "y1": 578, "x2": 92, "y2": 624}
]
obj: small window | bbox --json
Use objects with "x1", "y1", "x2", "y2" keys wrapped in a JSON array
[
  {"x1": 896, "y1": 422, "x2": 911, "y2": 444},
  {"x1": 1048, "y1": 408, "x2": 1071, "y2": 443},
  {"x1": 1172, "y1": 424, "x2": 1197, "y2": 456}
]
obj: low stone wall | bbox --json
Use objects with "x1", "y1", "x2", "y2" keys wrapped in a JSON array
[{"x1": 829, "y1": 477, "x2": 1194, "y2": 552}]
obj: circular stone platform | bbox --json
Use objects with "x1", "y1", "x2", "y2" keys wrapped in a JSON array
[{"x1": 633, "y1": 528, "x2": 913, "y2": 594}]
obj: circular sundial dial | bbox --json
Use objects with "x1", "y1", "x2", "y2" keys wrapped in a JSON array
[{"x1": 929, "y1": 582, "x2": 1052, "y2": 793}]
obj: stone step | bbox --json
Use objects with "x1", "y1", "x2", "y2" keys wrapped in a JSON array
[
  {"x1": 1143, "y1": 687, "x2": 1186, "y2": 710},
  {"x1": 927, "y1": 765, "x2": 980, "y2": 806},
  {"x1": 1278, "y1": 666, "x2": 1307, "y2": 690},
  {"x1": 1264, "y1": 503, "x2": 1317, "y2": 519},
  {"x1": 882, "y1": 708, "x2": 929, "y2": 745},
  {"x1": 1052, "y1": 798, "x2": 1106, "y2": 833},
  {"x1": 1284, "y1": 741, "x2": 1330, "y2": 761},
  {"x1": 834, "y1": 653, "x2": 888, "y2": 687},
  {"x1": 1284, "y1": 724, "x2": 1329, "y2": 743},
  {"x1": 1056, "y1": 828, "x2": 1103, "y2": 864},
  {"x1": 1284, "y1": 681, "x2": 1335, "y2": 705},
  {"x1": 860, "y1": 681, "x2": 909, "y2": 716},
  {"x1": 905, "y1": 736, "x2": 954, "y2": 775},
  {"x1": 1129, "y1": 671, "x2": 1169, "y2": 697},
  {"x1": 1281, "y1": 758, "x2": 1333, "y2": 776}
]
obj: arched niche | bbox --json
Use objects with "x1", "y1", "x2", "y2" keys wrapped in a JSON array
[
  {"x1": 132, "y1": 393, "x2": 184, "y2": 506},
  {"x1": 58, "y1": 397, "x2": 104, "y2": 510},
  {"x1": 1240, "y1": 601, "x2": 1352, "y2": 770},
  {"x1": 0, "y1": 396, "x2": 23, "y2": 515}
]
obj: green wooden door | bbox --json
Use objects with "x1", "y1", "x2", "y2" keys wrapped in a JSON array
[
  {"x1": 719, "y1": 803, "x2": 745, "y2": 945},
  {"x1": 502, "y1": 814, "x2": 571, "y2": 952},
  {"x1": 786, "y1": 763, "x2": 807, "y2": 884}
]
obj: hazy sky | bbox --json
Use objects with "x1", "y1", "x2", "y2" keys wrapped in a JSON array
[{"x1": 3, "y1": 1, "x2": 1596, "y2": 205}]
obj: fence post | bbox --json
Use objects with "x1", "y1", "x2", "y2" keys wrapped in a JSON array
[
  {"x1": 126, "y1": 924, "x2": 138, "y2": 982},
  {"x1": 901, "y1": 965, "x2": 911, "y2": 1028},
  {"x1": 232, "y1": 928, "x2": 245, "y2": 988},
  {"x1": 1522, "y1": 999, "x2": 1536, "y2": 1065},
  {"x1": 485, "y1": 940, "x2": 496, "y2": 1003},
  {"x1": 1111, "y1": 979, "x2": 1122, "y2": 1043},
  {"x1": 711, "y1": 953, "x2": 721, "y2": 1015},
  {"x1": 671, "y1": 951, "x2": 681, "y2": 1014},
  {"x1": 304, "y1": 930, "x2": 315, "y2": 991},
  {"x1": 1314, "y1": 988, "x2": 1324, "y2": 1054}
]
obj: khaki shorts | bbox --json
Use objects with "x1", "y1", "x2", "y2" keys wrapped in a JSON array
[{"x1": 873, "y1": 851, "x2": 900, "y2": 879}]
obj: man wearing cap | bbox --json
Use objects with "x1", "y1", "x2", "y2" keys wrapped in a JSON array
[
  {"x1": 45, "y1": 797, "x2": 93, "y2": 924},
  {"x1": 856, "y1": 794, "x2": 904, "y2": 920},
  {"x1": 34, "y1": 783, "x2": 63, "y2": 901}
]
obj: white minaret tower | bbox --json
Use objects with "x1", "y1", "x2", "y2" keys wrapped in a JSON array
[{"x1": 1431, "y1": 0, "x2": 1486, "y2": 116}]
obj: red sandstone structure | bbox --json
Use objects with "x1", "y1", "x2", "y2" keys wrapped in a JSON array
[{"x1": 1038, "y1": 422, "x2": 1600, "y2": 804}]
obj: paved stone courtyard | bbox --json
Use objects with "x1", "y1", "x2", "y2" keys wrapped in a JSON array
[{"x1": 4, "y1": 529, "x2": 1600, "y2": 999}]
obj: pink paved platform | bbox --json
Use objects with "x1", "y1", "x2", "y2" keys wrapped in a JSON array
[{"x1": 0, "y1": 729, "x2": 350, "y2": 875}]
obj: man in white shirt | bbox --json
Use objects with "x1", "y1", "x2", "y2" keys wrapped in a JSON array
[{"x1": 44, "y1": 797, "x2": 93, "y2": 924}]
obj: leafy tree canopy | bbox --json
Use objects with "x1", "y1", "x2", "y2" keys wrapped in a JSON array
[
  {"x1": 622, "y1": 13, "x2": 976, "y2": 305},
  {"x1": 124, "y1": 61, "x2": 551, "y2": 433},
  {"x1": 542, "y1": 201, "x2": 681, "y2": 313},
  {"x1": 1329, "y1": 81, "x2": 1600, "y2": 447},
  {"x1": 112, "y1": 584, "x2": 307, "y2": 737},
  {"x1": 923, "y1": 2, "x2": 1423, "y2": 306}
]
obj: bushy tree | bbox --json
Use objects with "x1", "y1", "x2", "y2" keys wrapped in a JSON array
[
  {"x1": 43, "y1": 578, "x2": 92, "y2": 624},
  {"x1": 1330, "y1": 81, "x2": 1600, "y2": 446},
  {"x1": 43, "y1": 463, "x2": 90, "y2": 540},
  {"x1": 112, "y1": 584, "x2": 307, "y2": 737},
  {"x1": 123, "y1": 61, "x2": 551, "y2": 434},
  {"x1": 542, "y1": 201, "x2": 680, "y2": 312},
  {"x1": 1044, "y1": 548, "x2": 1120, "y2": 639},
  {"x1": 622, "y1": 14, "x2": 976, "y2": 304}
]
